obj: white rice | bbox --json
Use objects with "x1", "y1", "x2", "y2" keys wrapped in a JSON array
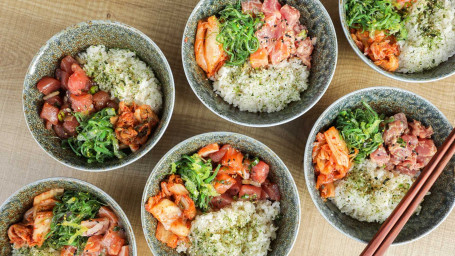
[
  {"x1": 186, "y1": 200, "x2": 280, "y2": 256},
  {"x1": 213, "y1": 58, "x2": 309, "y2": 113},
  {"x1": 398, "y1": 0, "x2": 455, "y2": 73},
  {"x1": 331, "y1": 160, "x2": 422, "y2": 223},
  {"x1": 78, "y1": 45, "x2": 163, "y2": 112},
  {"x1": 12, "y1": 246, "x2": 59, "y2": 256}
]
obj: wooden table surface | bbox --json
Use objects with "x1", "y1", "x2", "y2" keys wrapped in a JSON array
[{"x1": 0, "y1": 0, "x2": 454, "y2": 255}]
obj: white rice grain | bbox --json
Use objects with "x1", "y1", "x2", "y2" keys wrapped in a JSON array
[
  {"x1": 398, "y1": 0, "x2": 455, "y2": 73},
  {"x1": 331, "y1": 160, "x2": 422, "y2": 223},
  {"x1": 79, "y1": 45, "x2": 163, "y2": 112},
  {"x1": 213, "y1": 58, "x2": 309, "y2": 113},
  {"x1": 187, "y1": 200, "x2": 280, "y2": 256}
]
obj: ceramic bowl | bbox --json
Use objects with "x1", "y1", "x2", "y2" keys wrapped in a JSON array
[
  {"x1": 339, "y1": 0, "x2": 455, "y2": 83},
  {"x1": 23, "y1": 20, "x2": 175, "y2": 171},
  {"x1": 0, "y1": 177, "x2": 137, "y2": 255},
  {"x1": 182, "y1": 0, "x2": 337, "y2": 127},
  {"x1": 304, "y1": 86, "x2": 455, "y2": 244},
  {"x1": 141, "y1": 132, "x2": 301, "y2": 255}
]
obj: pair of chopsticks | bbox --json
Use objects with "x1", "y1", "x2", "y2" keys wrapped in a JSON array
[{"x1": 361, "y1": 127, "x2": 455, "y2": 256}]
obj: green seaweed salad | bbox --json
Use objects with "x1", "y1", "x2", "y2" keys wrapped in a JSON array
[
  {"x1": 12, "y1": 190, "x2": 128, "y2": 255},
  {"x1": 345, "y1": 0, "x2": 410, "y2": 40},
  {"x1": 64, "y1": 108, "x2": 126, "y2": 163},
  {"x1": 216, "y1": 1, "x2": 263, "y2": 66},
  {"x1": 44, "y1": 191, "x2": 103, "y2": 251},
  {"x1": 336, "y1": 101, "x2": 386, "y2": 163},
  {"x1": 171, "y1": 154, "x2": 220, "y2": 210}
]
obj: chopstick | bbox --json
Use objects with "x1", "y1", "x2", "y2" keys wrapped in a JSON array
[{"x1": 360, "y1": 127, "x2": 455, "y2": 256}]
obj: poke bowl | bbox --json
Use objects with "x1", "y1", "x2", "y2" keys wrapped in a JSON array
[
  {"x1": 23, "y1": 20, "x2": 175, "y2": 171},
  {"x1": 304, "y1": 86, "x2": 455, "y2": 244},
  {"x1": 0, "y1": 177, "x2": 137, "y2": 255},
  {"x1": 141, "y1": 132, "x2": 300, "y2": 255},
  {"x1": 182, "y1": 0, "x2": 337, "y2": 127},
  {"x1": 339, "y1": 0, "x2": 455, "y2": 83}
]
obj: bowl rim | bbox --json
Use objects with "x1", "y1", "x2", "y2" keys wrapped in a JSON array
[
  {"x1": 181, "y1": 0, "x2": 338, "y2": 127},
  {"x1": 22, "y1": 20, "x2": 175, "y2": 172},
  {"x1": 141, "y1": 131, "x2": 301, "y2": 255},
  {"x1": 303, "y1": 86, "x2": 455, "y2": 245},
  {"x1": 338, "y1": 0, "x2": 455, "y2": 83},
  {"x1": 0, "y1": 176, "x2": 138, "y2": 255}
]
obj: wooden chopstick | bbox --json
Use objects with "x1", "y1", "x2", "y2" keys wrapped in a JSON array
[{"x1": 361, "y1": 127, "x2": 455, "y2": 256}]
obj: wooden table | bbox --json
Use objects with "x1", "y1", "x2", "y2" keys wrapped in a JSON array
[{"x1": 0, "y1": 0, "x2": 454, "y2": 255}]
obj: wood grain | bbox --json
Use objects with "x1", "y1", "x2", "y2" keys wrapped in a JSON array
[{"x1": 0, "y1": 0, "x2": 454, "y2": 255}]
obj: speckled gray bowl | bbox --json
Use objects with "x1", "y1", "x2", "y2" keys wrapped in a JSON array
[
  {"x1": 141, "y1": 132, "x2": 300, "y2": 255},
  {"x1": 23, "y1": 20, "x2": 175, "y2": 171},
  {"x1": 304, "y1": 86, "x2": 455, "y2": 244},
  {"x1": 0, "y1": 177, "x2": 137, "y2": 255},
  {"x1": 339, "y1": 0, "x2": 455, "y2": 83},
  {"x1": 182, "y1": 0, "x2": 337, "y2": 127}
]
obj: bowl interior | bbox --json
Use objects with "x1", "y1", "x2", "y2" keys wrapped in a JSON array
[
  {"x1": 182, "y1": 0, "x2": 337, "y2": 126},
  {"x1": 339, "y1": 0, "x2": 455, "y2": 82},
  {"x1": 142, "y1": 132, "x2": 300, "y2": 255},
  {"x1": 0, "y1": 177, "x2": 136, "y2": 255},
  {"x1": 304, "y1": 87, "x2": 455, "y2": 244},
  {"x1": 23, "y1": 20, "x2": 174, "y2": 171}
]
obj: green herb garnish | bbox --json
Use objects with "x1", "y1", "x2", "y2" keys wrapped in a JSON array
[
  {"x1": 64, "y1": 108, "x2": 126, "y2": 163},
  {"x1": 45, "y1": 190, "x2": 103, "y2": 252},
  {"x1": 89, "y1": 85, "x2": 99, "y2": 94},
  {"x1": 249, "y1": 157, "x2": 259, "y2": 170},
  {"x1": 336, "y1": 101, "x2": 385, "y2": 163},
  {"x1": 171, "y1": 154, "x2": 220, "y2": 210},
  {"x1": 397, "y1": 137, "x2": 407, "y2": 147},
  {"x1": 57, "y1": 110, "x2": 66, "y2": 122},
  {"x1": 216, "y1": 1, "x2": 263, "y2": 66},
  {"x1": 345, "y1": 0, "x2": 409, "y2": 40}
]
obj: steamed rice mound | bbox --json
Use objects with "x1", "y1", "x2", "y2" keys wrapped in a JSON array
[
  {"x1": 187, "y1": 200, "x2": 280, "y2": 256},
  {"x1": 398, "y1": 0, "x2": 455, "y2": 73},
  {"x1": 79, "y1": 45, "x2": 163, "y2": 113},
  {"x1": 331, "y1": 160, "x2": 421, "y2": 223},
  {"x1": 12, "y1": 246, "x2": 59, "y2": 256},
  {"x1": 213, "y1": 58, "x2": 309, "y2": 113}
]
